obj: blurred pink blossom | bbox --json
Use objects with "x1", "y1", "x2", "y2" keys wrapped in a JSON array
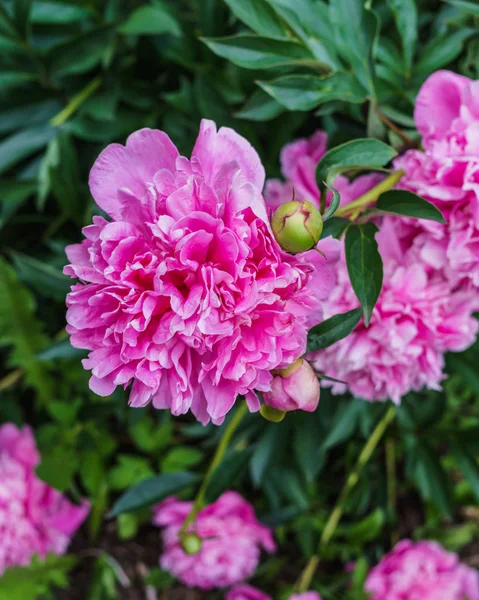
[
  {"x1": 153, "y1": 491, "x2": 275, "y2": 590},
  {"x1": 365, "y1": 539, "x2": 479, "y2": 600},
  {"x1": 0, "y1": 423, "x2": 89, "y2": 575},
  {"x1": 226, "y1": 584, "x2": 271, "y2": 600},
  {"x1": 65, "y1": 120, "x2": 339, "y2": 424}
]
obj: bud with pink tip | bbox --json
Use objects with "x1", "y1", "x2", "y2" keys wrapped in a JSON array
[
  {"x1": 271, "y1": 200, "x2": 323, "y2": 254},
  {"x1": 263, "y1": 359, "x2": 320, "y2": 413}
]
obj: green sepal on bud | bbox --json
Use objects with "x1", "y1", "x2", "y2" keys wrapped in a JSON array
[
  {"x1": 180, "y1": 532, "x2": 202, "y2": 555},
  {"x1": 260, "y1": 404, "x2": 286, "y2": 423},
  {"x1": 271, "y1": 200, "x2": 323, "y2": 254}
]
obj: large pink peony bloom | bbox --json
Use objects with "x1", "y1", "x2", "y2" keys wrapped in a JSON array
[
  {"x1": 153, "y1": 491, "x2": 275, "y2": 590},
  {"x1": 311, "y1": 217, "x2": 478, "y2": 402},
  {"x1": 0, "y1": 423, "x2": 89, "y2": 574},
  {"x1": 365, "y1": 539, "x2": 479, "y2": 600},
  {"x1": 395, "y1": 71, "x2": 479, "y2": 290},
  {"x1": 64, "y1": 120, "x2": 339, "y2": 424}
]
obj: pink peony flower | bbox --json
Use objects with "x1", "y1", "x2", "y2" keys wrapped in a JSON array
[
  {"x1": 365, "y1": 539, "x2": 479, "y2": 600},
  {"x1": 153, "y1": 491, "x2": 275, "y2": 590},
  {"x1": 64, "y1": 120, "x2": 340, "y2": 425},
  {"x1": 0, "y1": 423, "x2": 89, "y2": 575},
  {"x1": 289, "y1": 593, "x2": 322, "y2": 600},
  {"x1": 311, "y1": 217, "x2": 479, "y2": 402},
  {"x1": 395, "y1": 70, "x2": 479, "y2": 290},
  {"x1": 226, "y1": 584, "x2": 272, "y2": 600}
]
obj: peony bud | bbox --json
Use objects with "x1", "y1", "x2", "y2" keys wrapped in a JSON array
[
  {"x1": 180, "y1": 532, "x2": 202, "y2": 555},
  {"x1": 271, "y1": 200, "x2": 323, "y2": 254},
  {"x1": 259, "y1": 404, "x2": 286, "y2": 423},
  {"x1": 263, "y1": 359, "x2": 320, "y2": 413}
]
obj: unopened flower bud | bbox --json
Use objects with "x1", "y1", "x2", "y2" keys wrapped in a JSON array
[
  {"x1": 271, "y1": 200, "x2": 323, "y2": 254},
  {"x1": 263, "y1": 358, "x2": 320, "y2": 413},
  {"x1": 181, "y1": 532, "x2": 202, "y2": 555}
]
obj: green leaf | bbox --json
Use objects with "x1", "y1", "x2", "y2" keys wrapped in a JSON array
[
  {"x1": 205, "y1": 447, "x2": 254, "y2": 502},
  {"x1": 316, "y1": 138, "x2": 397, "y2": 187},
  {"x1": 445, "y1": 0, "x2": 479, "y2": 16},
  {"x1": 13, "y1": 0, "x2": 32, "y2": 38},
  {"x1": 145, "y1": 567, "x2": 175, "y2": 590},
  {"x1": 119, "y1": 4, "x2": 181, "y2": 36},
  {"x1": 320, "y1": 216, "x2": 350, "y2": 240},
  {"x1": 307, "y1": 308, "x2": 362, "y2": 352},
  {"x1": 322, "y1": 183, "x2": 341, "y2": 221},
  {"x1": 293, "y1": 412, "x2": 325, "y2": 482},
  {"x1": 110, "y1": 472, "x2": 200, "y2": 516},
  {"x1": 338, "y1": 508, "x2": 384, "y2": 542},
  {"x1": 235, "y1": 89, "x2": 284, "y2": 121},
  {"x1": 36, "y1": 339, "x2": 85, "y2": 362},
  {"x1": 0, "y1": 99, "x2": 61, "y2": 136},
  {"x1": 414, "y1": 28, "x2": 474, "y2": 75},
  {"x1": 450, "y1": 442, "x2": 479, "y2": 502},
  {"x1": 0, "y1": 71, "x2": 38, "y2": 89},
  {"x1": 161, "y1": 447, "x2": 204, "y2": 473},
  {"x1": 202, "y1": 34, "x2": 315, "y2": 70},
  {"x1": 46, "y1": 25, "x2": 115, "y2": 77},
  {"x1": 387, "y1": 0, "x2": 417, "y2": 72},
  {"x1": 223, "y1": 0, "x2": 290, "y2": 37},
  {"x1": 0, "y1": 555, "x2": 76, "y2": 600},
  {"x1": 345, "y1": 223, "x2": 383, "y2": 327},
  {"x1": 411, "y1": 441, "x2": 453, "y2": 517},
  {"x1": 0, "y1": 124, "x2": 56, "y2": 175},
  {"x1": 9, "y1": 250, "x2": 71, "y2": 301},
  {"x1": 258, "y1": 73, "x2": 366, "y2": 111},
  {"x1": 36, "y1": 446, "x2": 79, "y2": 491},
  {"x1": 31, "y1": 1, "x2": 92, "y2": 24},
  {"x1": 329, "y1": 0, "x2": 379, "y2": 97},
  {"x1": 0, "y1": 258, "x2": 53, "y2": 402},
  {"x1": 0, "y1": 180, "x2": 36, "y2": 229},
  {"x1": 377, "y1": 190, "x2": 446, "y2": 223},
  {"x1": 322, "y1": 399, "x2": 363, "y2": 450},
  {"x1": 264, "y1": 0, "x2": 341, "y2": 68},
  {"x1": 108, "y1": 455, "x2": 154, "y2": 491},
  {"x1": 250, "y1": 420, "x2": 287, "y2": 486}
]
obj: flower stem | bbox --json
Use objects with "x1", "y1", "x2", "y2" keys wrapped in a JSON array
[
  {"x1": 335, "y1": 170, "x2": 404, "y2": 218},
  {"x1": 180, "y1": 401, "x2": 248, "y2": 536},
  {"x1": 50, "y1": 76, "x2": 102, "y2": 126},
  {"x1": 296, "y1": 404, "x2": 397, "y2": 592}
]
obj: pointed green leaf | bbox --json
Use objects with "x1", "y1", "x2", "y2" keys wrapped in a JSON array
[
  {"x1": 258, "y1": 73, "x2": 366, "y2": 111},
  {"x1": 377, "y1": 190, "x2": 446, "y2": 223},
  {"x1": 345, "y1": 223, "x2": 383, "y2": 326},
  {"x1": 307, "y1": 308, "x2": 362, "y2": 352},
  {"x1": 223, "y1": 0, "x2": 290, "y2": 37}
]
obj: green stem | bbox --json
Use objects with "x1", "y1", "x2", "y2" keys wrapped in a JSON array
[
  {"x1": 180, "y1": 401, "x2": 248, "y2": 536},
  {"x1": 335, "y1": 170, "x2": 404, "y2": 218},
  {"x1": 296, "y1": 404, "x2": 397, "y2": 592},
  {"x1": 50, "y1": 76, "x2": 102, "y2": 126}
]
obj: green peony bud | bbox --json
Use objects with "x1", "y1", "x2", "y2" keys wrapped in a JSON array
[
  {"x1": 259, "y1": 403, "x2": 286, "y2": 422},
  {"x1": 271, "y1": 200, "x2": 323, "y2": 254},
  {"x1": 180, "y1": 532, "x2": 202, "y2": 555}
]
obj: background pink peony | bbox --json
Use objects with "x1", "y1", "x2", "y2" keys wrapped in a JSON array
[
  {"x1": 153, "y1": 491, "x2": 275, "y2": 590},
  {"x1": 226, "y1": 584, "x2": 272, "y2": 600},
  {"x1": 365, "y1": 539, "x2": 479, "y2": 600},
  {"x1": 0, "y1": 423, "x2": 89, "y2": 575},
  {"x1": 65, "y1": 119, "x2": 339, "y2": 424}
]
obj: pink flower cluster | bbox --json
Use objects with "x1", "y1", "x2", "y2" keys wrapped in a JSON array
[
  {"x1": 365, "y1": 539, "x2": 479, "y2": 600},
  {"x1": 65, "y1": 119, "x2": 339, "y2": 424},
  {"x1": 266, "y1": 71, "x2": 479, "y2": 403},
  {"x1": 153, "y1": 491, "x2": 275, "y2": 590},
  {"x1": 0, "y1": 423, "x2": 89, "y2": 574},
  {"x1": 226, "y1": 584, "x2": 321, "y2": 600},
  {"x1": 394, "y1": 71, "x2": 479, "y2": 291}
]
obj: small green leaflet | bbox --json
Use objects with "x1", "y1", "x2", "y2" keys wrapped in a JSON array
[{"x1": 307, "y1": 308, "x2": 362, "y2": 351}]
